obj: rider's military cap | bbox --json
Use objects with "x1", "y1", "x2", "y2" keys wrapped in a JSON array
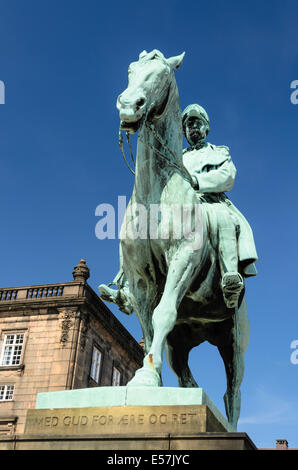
[{"x1": 182, "y1": 104, "x2": 210, "y2": 129}]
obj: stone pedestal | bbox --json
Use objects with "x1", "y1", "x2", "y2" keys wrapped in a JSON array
[
  {"x1": 0, "y1": 431, "x2": 257, "y2": 450},
  {"x1": 4, "y1": 387, "x2": 257, "y2": 450},
  {"x1": 25, "y1": 404, "x2": 229, "y2": 436},
  {"x1": 34, "y1": 386, "x2": 235, "y2": 432}
]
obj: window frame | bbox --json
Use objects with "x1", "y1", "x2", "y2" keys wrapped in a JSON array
[
  {"x1": 0, "y1": 384, "x2": 15, "y2": 402},
  {"x1": 0, "y1": 331, "x2": 26, "y2": 368},
  {"x1": 89, "y1": 344, "x2": 103, "y2": 385},
  {"x1": 111, "y1": 364, "x2": 122, "y2": 386}
]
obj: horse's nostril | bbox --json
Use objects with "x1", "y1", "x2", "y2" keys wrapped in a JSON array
[{"x1": 136, "y1": 98, "x2": 145, "y2": 110}]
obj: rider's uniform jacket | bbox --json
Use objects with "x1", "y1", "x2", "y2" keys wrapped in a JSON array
[{"x1": 183, "y1": 142, "x2": 258, "y2": 277}]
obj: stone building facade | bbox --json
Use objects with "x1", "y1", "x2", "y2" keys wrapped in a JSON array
[{"x1": 0, "y1": 260, "x2": 143, "y2": 435}]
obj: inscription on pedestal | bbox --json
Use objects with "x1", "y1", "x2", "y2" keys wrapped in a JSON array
[{"x1": 25, "y1": 405, "x2": 227, "y2": 435}]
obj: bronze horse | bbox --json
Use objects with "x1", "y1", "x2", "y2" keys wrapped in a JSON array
[{"x1": 99, "y1": 50, "x2": 250, "y2": 429}]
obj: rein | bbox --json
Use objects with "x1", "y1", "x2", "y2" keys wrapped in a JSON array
[
  {"x1": 118, "y1": 81, "x2": 195, "y2": 188},
  {"x1": 119, "y1": 129, "x2": 136, "y2": 175}
]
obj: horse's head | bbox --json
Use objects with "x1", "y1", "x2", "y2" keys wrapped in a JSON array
[{"x1": 117, "y1": 49, "x2": 185, "y2": 133}]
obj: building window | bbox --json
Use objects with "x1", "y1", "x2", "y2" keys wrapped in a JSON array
[
  {"x1": 0, "y1": 385, "x2": 15, "y2": 401},
  {"x1": 90, "y1": 346, "x2": 102, "y2": 384},
  {"x1": 0, "y1": 333, "x2": 24, "y2": 366},
  {"x1": 112, "y1": 366, "x2": 121, "y2": 386}
]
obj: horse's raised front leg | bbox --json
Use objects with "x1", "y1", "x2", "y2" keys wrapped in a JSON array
[{"x1": 127, "y1": 244, "x2": 201, "y2": 387}]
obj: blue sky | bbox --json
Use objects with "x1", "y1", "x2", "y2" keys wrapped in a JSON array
[{"x1": 0, "y1": 0, "x2": 298, "y2": 449}]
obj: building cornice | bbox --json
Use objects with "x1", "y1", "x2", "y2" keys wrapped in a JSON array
[{"x1": 0, "y1": 281, "x2": 144, "y2": 365}]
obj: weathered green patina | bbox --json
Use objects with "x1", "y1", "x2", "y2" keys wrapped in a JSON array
[
  {"x1": 98, "y1": 50, "x2": 258, "y2": 429},
  {"x1": 181, "y1": 103, "x2": 257, "y2": 307}
]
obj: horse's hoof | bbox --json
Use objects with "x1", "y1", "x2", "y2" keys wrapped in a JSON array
[
  {"x1": 127, "y1": 367, "x2": 161, "y2": 387},
  {"x1": 98, "y1": 284, "x2": 133, "y2": 315},
  {"x1": 98, "y1": 284, "x2": 118, "y2": 303}
]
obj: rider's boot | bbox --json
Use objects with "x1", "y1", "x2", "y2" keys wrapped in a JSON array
[
  {"x1": 218, "y1": 228, "x2": 244, "y2": 309},
  {"x1": 98, "y1": 275, "x2": 133, "y2": 315},
  {"x1": 221, "y1": 272, "x2": 244, "y2": 308}
]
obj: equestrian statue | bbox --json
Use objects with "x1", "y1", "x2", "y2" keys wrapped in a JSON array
[{"x1": 98, "y1": 49, "x2": 258, "y2": 429}]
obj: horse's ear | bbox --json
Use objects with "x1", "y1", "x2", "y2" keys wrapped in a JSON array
[
  {"x1": 139, "y1": 50, "x2": 148, "y2": 60},
  {"x1": 167, "y1": 52, "x2": 185, "y2": 70}
]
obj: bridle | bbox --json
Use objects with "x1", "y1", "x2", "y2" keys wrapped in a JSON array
[{"x1": 118, "y1": 75, "x2": 195, "y2": 188}]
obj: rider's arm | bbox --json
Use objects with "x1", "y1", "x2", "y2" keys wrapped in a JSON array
[{"x1": 194, "y1": 155, "x2": 236, "y2": 193}]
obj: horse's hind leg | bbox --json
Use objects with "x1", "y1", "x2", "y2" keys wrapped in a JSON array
[
  {"x1": 165, "y1": 325, "x2": 201, "y2": 388},
  {"x1": 213, "y1": 297, "x2": 249, "y2": 429}
]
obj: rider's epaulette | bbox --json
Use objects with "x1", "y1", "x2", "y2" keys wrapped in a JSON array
[{"x1": 216, "y1": 145, "x2": 230, "y2": 152}]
